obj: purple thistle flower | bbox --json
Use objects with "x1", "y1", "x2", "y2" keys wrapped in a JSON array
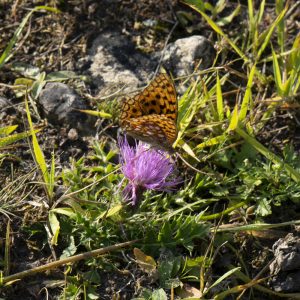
[{"x1": 119, "y1": 137, "x2": 180, "y2": 206}]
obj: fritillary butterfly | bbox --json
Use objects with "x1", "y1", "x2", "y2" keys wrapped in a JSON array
[{"x1": 119, "y1": 73, "x2": 177, "y2": 151}]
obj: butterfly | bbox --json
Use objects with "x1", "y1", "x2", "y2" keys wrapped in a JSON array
[{"x1": 119, "y1": 73, "x2": 178, "y2": 151}]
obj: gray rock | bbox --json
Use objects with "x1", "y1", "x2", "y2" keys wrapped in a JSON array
[
  {"x1": 38, "y1": 83, "x2": 93, "y2": 133},
  {"x1": 269, "y1": 233, "x2": 300, "y2": 292},
  {"x1": 161, "y1": 35, "x2": 215, "y2": 78},
  {"x1": 88, "y1": 31, "x2": 157, "y2": 95},
  {"x1": 84, "y1": 33, "x2": 214, "y2": 98}
]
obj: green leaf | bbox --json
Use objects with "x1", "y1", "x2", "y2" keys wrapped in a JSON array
[
  {"x1": 60, "y1": 236, "x2": 77, "y2": 259},
  {"x1": 25, "y1": 94, "x2": 52, "y2": 198},
  {"x1": 272, "y1": 48, "x2": 284, "y2": 95},
  {"x1": 11, "y1": 62, "x2": 41, "y2": 79},
  {"x1": 257, "y1": 0, "x2": 266, "y2": 24},
  {"x1": 158, "y1": 257, "x2": 181, "y2": 288},
  {"x1": 14, "y1": 77, "x2": 34, "y2": 87},
  {"x1": 49, "y1": 151, "x2": 55, "y2": 198},
  {"x1": 31, "y1": 71, "x2": 46, "y2": 99},
  {"x1": 256, "y1": 198, "x2": 272, "y2": 216},
  {"x1": 187, "y1": 3, "x2": 247, "y2": 62},
  {"x1": 216, "y1": 73, "x2": 224, "y2": 121},
  {"x1": 287, "y1": 34, "x2": 300, "y2": 73},
  {"x1": 87, "y1": 292, "x2": 99, "y2": 300},
  {"x1": 158, "y1": 222, "x2": 173, "y2": 246},
  {"x1": 195, "y1": 134, "x2": 227, "y2": 150},
  {"x1": 236, "y1": 127, "x2": 300, "y2": 183},
  {"x1": 50, "y1": 207, "x2": 76, "y2": 218},
  {"x1": 181, "y1": 142, "x2": 201, "y2": 162},
  {"x1": 239, "y1": 64, "x2": 256, "y2": 121},
  {"x1": 163, "y1": 278, "x2": 182, "y2": 289},
  {"x1": 98, "y1": 204, "x2": 123, "y2": 219},
  {"x1": 176, "y1": 75, "x2": 217, "y2": 143},
  {"x1": 227, "y1": 105, "x2": 238, "y2": 131},
  {"x1": 49, "y1": 211, "x2": 60, "y2": 245},
  {"x1": 247, "y1": 0, "x2": 254, "y2": 29},
  {"x1": 215, "y1": 4, "x2": 241, "y2": 27},
  {"x1": 151, "y1": 289, "x2": 167, "y2": 300},
  {"x1": 45, "y1": 70, "x2": 79, "y2": 81},
  {"x1": 256, "y1": 4, "x2": 287, "y2": 61},
  {"x1": 214, "y1": 0, "x2": 226, "y2": 14},
  {"x1": 0, "y1": 125, "x2": 18, "y2": 136},
  {"x1": 205, "y1": 267, "x2": 241, "y2": 294},
  {"x1": 176, "y1": 81, "x2": 199, "y2": 141},
  {"x1": 276, "y1": 0, "x2": 285, "y2": 52},
  {"x1": 0, "y1": 127, "x2": 42, "y2": 148},
  {"x1": 184, "y1": 0, "x2": 205, "y2": 11},
  {"x1": 79, "y1": 109, "x2": 112, "y2": 119}
]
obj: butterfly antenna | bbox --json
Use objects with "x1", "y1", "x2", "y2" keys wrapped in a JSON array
[{"x1": 154, "y1": 20, "x2": 179, "y2": 77}]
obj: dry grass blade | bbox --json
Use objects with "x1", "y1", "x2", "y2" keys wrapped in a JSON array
[{"x1": 1, "y1": 240, "x2": 139, "y2": 285}]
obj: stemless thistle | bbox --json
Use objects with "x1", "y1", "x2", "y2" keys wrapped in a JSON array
[{"x1": 119, "y1": 137, "x2": 180, "y2": 205}]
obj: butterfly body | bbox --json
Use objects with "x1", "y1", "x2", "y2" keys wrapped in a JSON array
[{"x1": 119, "y1": 73, "x2": 177, "y2": 151}]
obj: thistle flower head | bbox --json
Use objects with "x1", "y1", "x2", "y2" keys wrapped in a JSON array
[{"x1": 119, "y1": 137, "x2": 180, "y2": 205}]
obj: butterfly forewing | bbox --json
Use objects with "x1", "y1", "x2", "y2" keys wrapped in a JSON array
[
  {"x1": 138, "y1": 73, "x2": 177, "y2": 122},
  {"x1": 119, "y1": 94, "x2": 142, "y2": 127}
]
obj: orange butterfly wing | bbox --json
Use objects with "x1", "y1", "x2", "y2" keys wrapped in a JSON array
[{"x1": 119, "y1": 73, "x2": 177, "y2": 150}]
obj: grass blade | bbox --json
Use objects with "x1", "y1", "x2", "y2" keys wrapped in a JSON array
[
  {"x1": 206, "y1": 267, "x2": 241, "y2": 294},
  {"x1": 195, "y1": 134, "x2": 227, "y2": 150},
  {"x1": 186, "y1": 3, "x2": 247, "y2": 62},
  {"x1": 4, "y1": 221, "x2": 11, "y2": 276},
  {"x1": 227, "y1": 105, "x2": 238, "y2": 131},
  {"x1": 216, "y1": 4, "x2": 241, "y2": 27},
  {"x1": 216, "y1": 73, "x2": 224, "y2": 121},
  {"x1": 0, "y1": 125, "x2": 18, "y2": 136},
  {"x1": 49, "y1": 151, "x2": 55, "y2": 201},
  {"x1": 272, "y1": 47, "x2": 284, "y2": 95},
  {"x1": 236, "y1": 127, "x2": 300, "y2": 183},
  {"x1": 0, "y1": 6, "x2": 60, "y2": 69},
  {"x1": 181, "y1": 142, "x2": 201, "y2": 162},
  {"x1": 25, "y1": 93, "x2": 52, "y2": 199},
  {"x1": 49, "y1": 211, "x2": 60, "y2": 246},
  {"x1": 287, "y1": 34, "x2": 300, "y2": 73},
  {"x1": 247, "y1": 0, "x2": 254, "y2": 42},
  {"x1": 239, "y1": 64, "x2": 256, "y2": 121},
  {"x1": 256, "y1": 4, "x2": 287, "y2": 61},
  {"x1": 176, "y1": 80, "x2": 199, "y2": 141},
  {"x1": 257, "y1": 0, "x2": 266, "y2": 24},
  {"x1": 276, "y1": 0, "x2": 285, "y2": 52},
  {"x1": 0, "y1": 128, "x2": 43, "y2": 148},
  {"x1": 78, "y1": 109, "x2": 112, "y2": 119}
]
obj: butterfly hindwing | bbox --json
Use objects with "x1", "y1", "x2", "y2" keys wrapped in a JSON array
[{"x1": 124, "y1": 115, "x2": 177, "y2": 146}]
